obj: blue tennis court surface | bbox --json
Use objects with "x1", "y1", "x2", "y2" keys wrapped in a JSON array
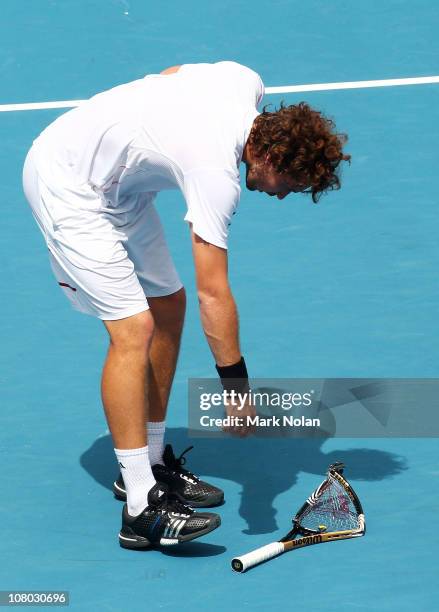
[{"x1": 1, "y1": 1, "x2": 438, "y2": 610}]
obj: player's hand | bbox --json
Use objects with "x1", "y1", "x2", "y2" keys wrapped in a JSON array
[{"x1": 223, "y1": 395, "x2": 257, "y2": 438}]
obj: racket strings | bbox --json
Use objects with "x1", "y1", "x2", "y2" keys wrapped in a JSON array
[{"x1": 298, "y1": 474, "x2": 359, "y2": 532}]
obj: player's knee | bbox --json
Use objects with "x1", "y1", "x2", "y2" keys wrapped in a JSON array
[{"x1": 104, "y1": 309, "x2": 155, "y2": 353}]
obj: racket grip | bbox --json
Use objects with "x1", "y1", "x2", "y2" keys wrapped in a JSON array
[{"x1": 231, "y1": 542, "x2": 284, "y2": 573}]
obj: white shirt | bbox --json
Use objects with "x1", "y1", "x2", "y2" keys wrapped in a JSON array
[{"x1": 32, "y1": 61, "x2": 264, "y2": 249}]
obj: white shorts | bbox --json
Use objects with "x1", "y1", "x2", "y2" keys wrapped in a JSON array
[{"x1": 22, "y1": 148, "x2": 183, "y2": 320}]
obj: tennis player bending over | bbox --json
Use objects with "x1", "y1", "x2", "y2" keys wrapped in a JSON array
[{"x1": 22, "y1": 62, "x2": 350, "y2": 549}]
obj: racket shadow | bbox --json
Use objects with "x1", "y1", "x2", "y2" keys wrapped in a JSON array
[{"x1": 80, "y1": 427, "x2": 407, "y2": 536}]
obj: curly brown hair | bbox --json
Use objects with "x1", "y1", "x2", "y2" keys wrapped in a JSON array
[{"x1": 248, "y1": 102, "x2": 351, "y2": 202}]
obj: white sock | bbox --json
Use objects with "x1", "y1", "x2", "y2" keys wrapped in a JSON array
[
  {"x1": 147, "y1": 421, "x2": 166, "y2": 466},
  {"x1": 114, "y1": 446, "x2": 156, "y2": 517}
]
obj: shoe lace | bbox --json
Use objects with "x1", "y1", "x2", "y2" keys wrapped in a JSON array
[
  {"x1": 167, "y1": 445, "x2": 199, "y2": 482},
  {"x1": 156, "y1": 492, "x2": 193, "y2": 517}
]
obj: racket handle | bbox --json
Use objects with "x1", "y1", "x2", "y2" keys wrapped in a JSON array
[{"x1": 231, "y1": 542, "x2": 284, "y2": 573}]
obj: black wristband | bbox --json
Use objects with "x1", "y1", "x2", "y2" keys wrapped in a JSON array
[{"x1": 216, "y1": 356, "x2": 249, "y2": 393}]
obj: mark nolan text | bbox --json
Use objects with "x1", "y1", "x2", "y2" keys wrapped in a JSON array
[{"x1": 200, "y1": 415, "x2": 321, "y2": 428}]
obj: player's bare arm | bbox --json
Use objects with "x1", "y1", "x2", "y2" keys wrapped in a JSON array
[
  {"x1": 190, "y1": 226, "x2": 241, "y2": 366},
  {"x1": 190, "y1": 226, "x2": 256, "y2": 437}
]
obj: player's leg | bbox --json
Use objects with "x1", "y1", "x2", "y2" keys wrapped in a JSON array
[
  {"x1": 102, "y1": 303, "x2": 220, "y2": 548},
  {"x1": 145, "y1": 287, "x2": 186, "y2": 465},
  {"x1": 147, "y1": 288, "x2": 186, "y2": 423},
  {"x1": 102, "y1": 310, "x2": 157, "y2": 516},
  {"x1": 101, "y1": 310, "x2": 154, "y2": 449}
]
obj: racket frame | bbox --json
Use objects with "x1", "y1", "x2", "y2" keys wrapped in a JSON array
[{"x1": 231, "y1": 463, "x2": 365, "y2": 572}]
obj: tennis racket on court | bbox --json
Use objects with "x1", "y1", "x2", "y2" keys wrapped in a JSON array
[{"x1": 231, "y1": 462, "x2": 365, "y2": 573}]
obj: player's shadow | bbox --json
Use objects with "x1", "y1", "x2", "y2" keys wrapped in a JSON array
[{"x1": 80, "y1": 425, "x2": 407, "y2": 536}]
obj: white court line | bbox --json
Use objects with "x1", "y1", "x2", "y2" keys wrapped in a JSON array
[
  {"x1": 0, "y1": 99, "x2": 85, "y2": 112},
  {"x1": 1, "y1": 75, "x2": 438, "y2": 112},
  {"x1": 265, "y1": 75, "x2": 439, "y2": 94}
]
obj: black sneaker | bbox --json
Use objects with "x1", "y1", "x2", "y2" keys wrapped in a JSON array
[
  {"x1": 118, "y1": 483, "x2": 221, "y2": 549},
  {"x1": 113, "y1": 444, "x2": 224, "y2": 507}
]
